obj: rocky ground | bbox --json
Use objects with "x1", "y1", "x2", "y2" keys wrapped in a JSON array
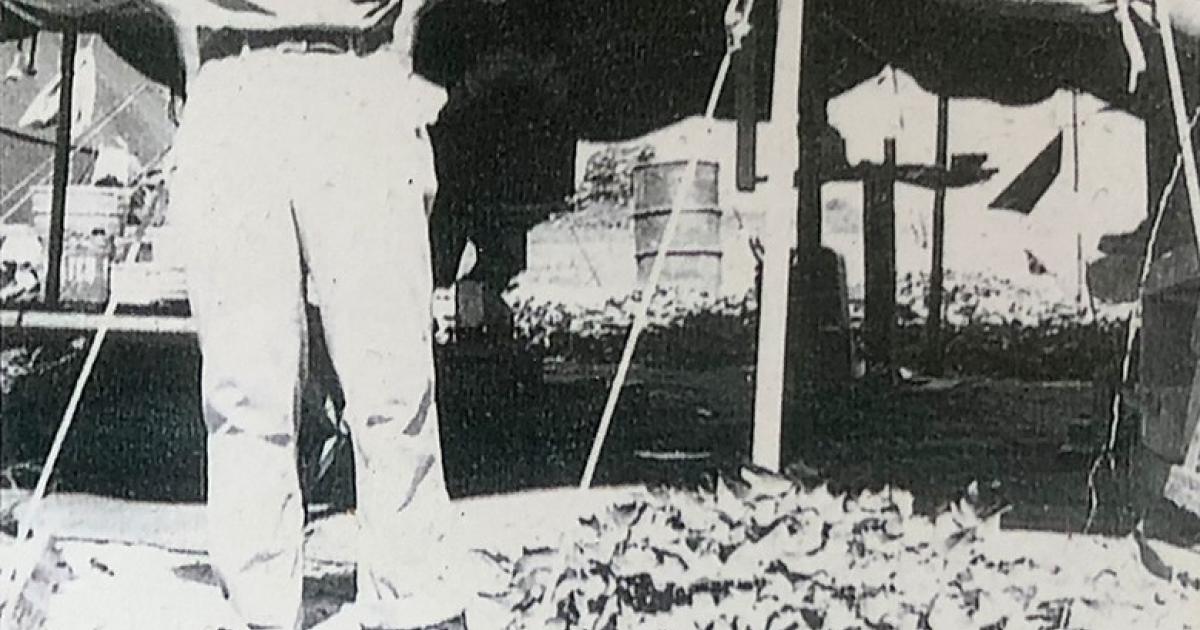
[{"x1": 1, "y1": 478, "x2": 1199, "y2": 630}]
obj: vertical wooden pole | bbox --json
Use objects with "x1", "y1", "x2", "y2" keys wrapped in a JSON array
[
  {"x1": 925, "y1": 95, "x2": 949, "y2": 376},
  {"x1": 1076, "y1": 232, "x2": 1084, "y2": 311},
  {"x1": 863, "y1": 138, "x2": 897, "y2": 377},
  {"x1": 792, "y1": 15, "x2": 826, "y2": 388},
  {"x1": 734, "y1": 26, "x2": 758, "y2": 192},
  {"x1": 752, "y1": 0, "x2": 805, "y2": 471},
  {"x1": 1071, "y1": 90, "x2": 1084, "y2": 312},
  {"x1": 45, "y1": 27, "x2": 78, "y2": 307},
  {"x1": 26, "y1": 33, "x2": 39, "y2": 74},
  {"x1": 1071, "y1": 90, "x2": 1081, "y2": 192}
]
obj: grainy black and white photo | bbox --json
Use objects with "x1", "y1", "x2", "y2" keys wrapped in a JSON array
[{"x1": 1, "y1": 0, "x2": 1199, "y2": 628}]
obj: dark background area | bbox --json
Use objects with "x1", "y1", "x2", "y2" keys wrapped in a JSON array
[{"x1": 3, "y1": 329, "x2": 1197, "y2": 547}]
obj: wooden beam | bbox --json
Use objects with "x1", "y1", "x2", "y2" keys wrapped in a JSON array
[
  {"x1": 863, "y1": 138, "x2": 897, "y2": 377},
  {"x1": 751, "y1": 0, "x2": 806, "y2": 471},
  {"x1": 0, "y1": 309, "x2": 195, "y2": 336},
  {"x1": 925, "y1": 95, "x2": 950, "y2": 376},
  {"x1": 44, "y1": 28, "x2": 78, "y2": 307}
]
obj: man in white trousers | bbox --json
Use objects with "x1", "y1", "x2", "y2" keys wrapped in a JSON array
[{"x1": 144, "y1": 1, "x2": 464, "y2": 628}]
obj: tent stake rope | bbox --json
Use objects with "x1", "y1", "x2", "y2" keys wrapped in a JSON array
[
  {"x1": 1158, "y1": 0, "x2": 1200, "y2": 519},
  {"x1": 1, "y1": 237, "x2": 149, "y2": 615},
  {"x1": 1085, "y1": 0, "x2": 1200, "y2": 531},
  {"x1": 579, "y1": 0, "x2": 753, "y2": 489},
  {"x1": 1083, "y1": 109, "x2": 1199, "y2": 534}
]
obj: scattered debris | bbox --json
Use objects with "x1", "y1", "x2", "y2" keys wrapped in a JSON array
[{"x1": 474, "y1": 470, "x2": 1199, "y2": 629}]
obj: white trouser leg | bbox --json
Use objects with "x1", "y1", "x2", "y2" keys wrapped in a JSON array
[
  {"x1": 290, "y1": 66, "x2": 463, "y2": 627},
  {"x1": 173, "y1": 47, "x2": 460, "y2": 630},
  {"x1": 171, "y1": 52, "x2": 309, "y2": 630}
]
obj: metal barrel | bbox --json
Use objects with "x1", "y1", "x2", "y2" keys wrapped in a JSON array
[{"x1": 630, "y1": 160, "x2": 722, "y2": 295}]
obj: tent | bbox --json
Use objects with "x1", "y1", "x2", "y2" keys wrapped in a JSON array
[
  {"x1": 6, "y1": 0, "x2": 1200, "y2": 202},
  {"x1": 0, "y1": 1, "x2": 1192, "y2": 128},
  {"x1": 4, "y1": 0, "x2": 1197, "y2": 241},
  {"x1": 0, "y1": 31, "x2": 174, "y2": 225}
]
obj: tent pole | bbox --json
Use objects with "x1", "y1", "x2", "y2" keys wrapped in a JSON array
[
  {"x1": 45, "y1": 26, "x2": 78, "y2": 307},
  {"x1": 734, "y1": 25, "x2": 758, "y2": 192},
  {"x1": 1071, "y1": 90, "x2": 1084, "y2": 313},
  {"x1": 752, "y1": 0, "x2": 806, "y2": 471},
  {"x1": 26, "y1": 33, "x2": 39, "y2": 74},
  {"x1": 1158, "y1": 1, "x2": 1200, "y2": 250},
  {"x1": 863, "y1": 138, "x2": 897, "y2": 377},
  {"x1": 925, "y1": 95, "x2": 949, "y2": 376},
  {"x1": 793, "y1": 13, "x2": 825, "y2": 417}
]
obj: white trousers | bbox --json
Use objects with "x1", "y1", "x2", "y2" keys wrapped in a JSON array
[{"x1": 169, "y1": 47, "x2": 460, "y2": 630}]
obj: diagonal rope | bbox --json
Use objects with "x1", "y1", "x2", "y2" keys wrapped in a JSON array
[
  {"x1": 1, "y1": 81, "x2": 153, "y2": 222},
  {"x1": 1082, "y1": 109, "x2": 1199, "y2": 535},
  {"x1": 1082, "y1": 0, "x2": 1200, "y2": 533},
  {"x1": 0, "y1": 230, "x2": 147, "y2": 615},
  {"x1": 0, "y1": 147, "x2": 170, "y2": 611},
  {"x1": 580, "y1": 0, "x2": 754, "y2": 488}
]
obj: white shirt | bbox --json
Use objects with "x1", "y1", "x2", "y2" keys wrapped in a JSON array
[
  {"x1": 147, "y1": 0, "x2": 433, "y2": 99},
  {"x1": 140, "y1": 0, "x2": 407, "y2": 31}
]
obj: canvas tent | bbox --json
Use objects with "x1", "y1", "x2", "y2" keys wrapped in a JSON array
[
  {"x1": 5, "y1": 0, "x2": 1200, "y2": 195},
  {"x1": 0, "y1": 31, "x2": 173, "y2": 225},
  {"x1": 4, "y1": 0, "x2": 1199, "y2": 250},
  {"x1": 0, "y1": 0, "x2": 1193, "y2": 131}
]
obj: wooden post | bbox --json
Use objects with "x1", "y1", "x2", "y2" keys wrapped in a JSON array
[
  {"x1": 791, "y1": 14, "x2": 826, "y2": 388},
  {"x1": 1071, "y1": 90, "x2": 1084, "y2": 314},
  {"x1": 26, "y1": 33, "x2": 38, "y2": 74},
  {"x1": 863, "y1": 138, "x2": 897, "y2": 377},
  {"x1": 751, "y1": 0, "x2": 806, "y2": 471},
  {"x1": 734, "y1": 25, "x2": 758, "y2": 192},
  {"x1": 925, "y1": 96, "x2": 949, "y2": 376},
  {"x1": 1071, "y1": 90, "x2": 1081, "y2": 192},
  {"x1": 1076, "y1": 232, "x2": 1084, "y2": 311},
  {"x1": 45, "y1": 27, "x2": 78, "y2": 307}
]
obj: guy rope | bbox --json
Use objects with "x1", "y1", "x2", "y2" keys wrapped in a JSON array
[
  {"x1": 579, "y1": 0, "x2": 758, "y2": 488},
  {"x1": 1, "y1": 215, "x2": 151, "y2": 625}
]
